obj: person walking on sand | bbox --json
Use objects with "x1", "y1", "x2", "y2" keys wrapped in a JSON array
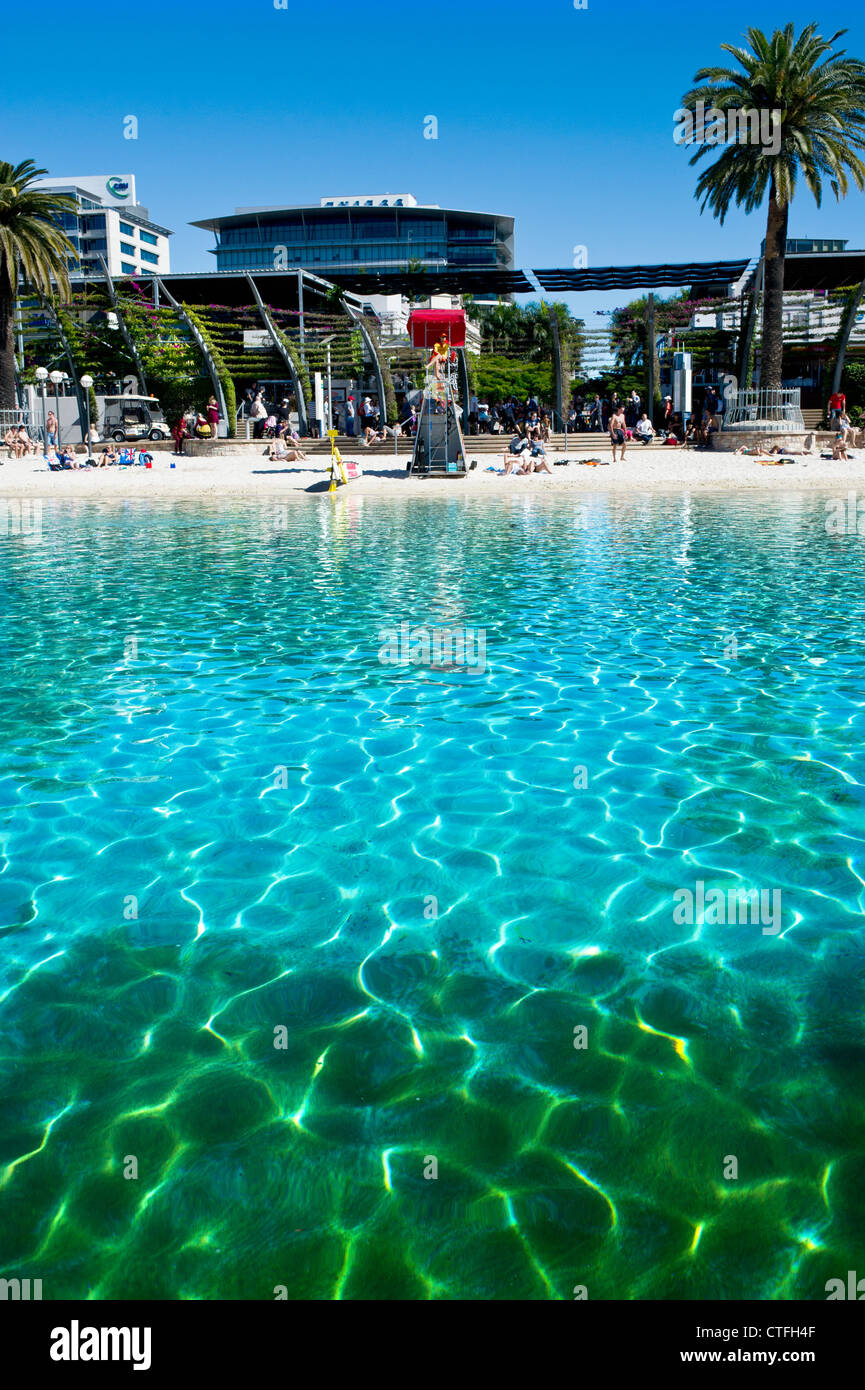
[{"x1": 609, "y1": 404, "x2": 627, "y2": 461}]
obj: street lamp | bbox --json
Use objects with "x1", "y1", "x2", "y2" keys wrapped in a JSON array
[
  {"x1": 34, "y1": 366, "x2": 48, "y2": 446},
  {"x1": 49, "y1": 370, "x2": 65, "y2": 448},
  {"x1": 80, "y1": 373, "x2": 94, "y2": 444}
]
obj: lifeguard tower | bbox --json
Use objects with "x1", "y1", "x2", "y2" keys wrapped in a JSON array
[{"x1": 407, "y1": 309, "x2": 467, "y2": 478}]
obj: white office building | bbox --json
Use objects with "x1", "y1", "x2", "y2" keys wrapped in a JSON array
[{"x1": 31, "y1": 174, "x2": 172, "y2": 280}]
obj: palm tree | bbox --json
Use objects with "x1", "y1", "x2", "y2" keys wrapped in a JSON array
[
  {"x1": 0, "y1": 159, "x2": 76, "y2": 409},
  {"x1": 683, "y1": 24, "x2": 865, "y2": 389}
]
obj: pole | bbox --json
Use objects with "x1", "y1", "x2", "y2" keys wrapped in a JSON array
[
  {"x1": 55, "y1": 383, "x2": 61, "y2": 449},
  {"x1": 297, "y1": 271, "x2": 306, "y2": 363},
  {"x1": 646, "y1": 292, "x2": 656, "y2": 423},
  {"x1": 326, "y1": 343, "x2": 333, "y2": 439}
]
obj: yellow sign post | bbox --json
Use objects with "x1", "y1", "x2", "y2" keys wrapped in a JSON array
[{"x1": 327, "y1": 428, "x2": 348, "y2": 493}]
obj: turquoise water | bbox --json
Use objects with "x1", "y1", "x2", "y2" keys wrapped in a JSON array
[{"x1": 1, "y1": 491, "x2": 863, "y2": 1300}]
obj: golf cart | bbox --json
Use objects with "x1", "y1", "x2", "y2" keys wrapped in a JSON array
[{"x1": 102, "y1": 395, "x2": 171, "y2": 443}]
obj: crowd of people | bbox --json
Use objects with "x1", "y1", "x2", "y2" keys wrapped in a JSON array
[{"x1": 467, "y1": 393, "x2": 554, "y2": 438}]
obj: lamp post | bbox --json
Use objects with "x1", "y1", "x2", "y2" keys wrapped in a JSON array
[
  {"x1": 80, "y1": 373, "x2": 94, "y2": 445},
  {"x1": 49, "y1": 370, "x2": 65, "y2": 449},
  {"x1": 34, "y1": 366, "x2": 48, "y2": 446}
]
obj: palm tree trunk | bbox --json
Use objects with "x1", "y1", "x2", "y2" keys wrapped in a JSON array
[
  {"x1": 761, "y1": 185, "x2": 788, "y2": 391},
  {"x1": 0, "y1": 262, "x2": 19, "y2": 411}
]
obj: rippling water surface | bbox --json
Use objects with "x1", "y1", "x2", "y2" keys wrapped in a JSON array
[{"x1": 1, "y1": 492, "x2": 864, "y2": 1300}]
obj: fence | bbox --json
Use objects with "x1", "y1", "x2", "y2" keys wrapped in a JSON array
[
  {"x1": 721, "y1": 387, "x2": 804, "y2": 432},
  {"x1": 0, "y1": 409, "x2": 44, "y2": 446}
]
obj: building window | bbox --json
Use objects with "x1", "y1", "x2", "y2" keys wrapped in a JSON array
[
  {"x1": 139, "y1": 249, "x2": 159, "y2": 264},
  {"x1": 353, "y1": 217, "x2": 398, "y2": 239},
  {"x1": 400, "y1": 218, "x2": 445, "y2": 239},
  {"x1": 83, "y1": 238, "x2": 108, "y2": 252},
  {"x1": 119, "y1": 221, "x2": 135, "y2": 236},
  {"x1": 139, "y1": 231, "x2": 158, "y2": 246},
  {"x1": 121, "y1": 262, "x2": 137, "y2": 274},
  {"x1": 305, "y1": 220, "x2": 349, "y2": 242},
  {"x1": 82, "y1": 214, "x2": 106, "y2": 233},
  {"x1": 120, "y1": 240, "x2": 136, "y2": 256},
  {"x1": 447, "y1": 223, "x2": 493, "y2": 241}
]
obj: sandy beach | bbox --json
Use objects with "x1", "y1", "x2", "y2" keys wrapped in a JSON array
[{"x1": 1, "y1": 446, "x2": 864, "y2": 499}]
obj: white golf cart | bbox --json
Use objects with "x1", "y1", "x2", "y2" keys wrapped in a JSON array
[{"x1": 102, "y1": 395, "x2": 171, "y2": 443}]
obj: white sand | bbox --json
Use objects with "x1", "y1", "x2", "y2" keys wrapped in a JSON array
[{"x1": 1, "y1": 447, "x2": 863, "y2": 500}]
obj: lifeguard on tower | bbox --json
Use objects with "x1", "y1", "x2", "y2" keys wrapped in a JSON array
[{"x1": 407, "y1": 309, "x2": 467, "y2": 477}]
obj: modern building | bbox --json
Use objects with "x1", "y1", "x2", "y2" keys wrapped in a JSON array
[
  {"x1": 191, "y1": 193, "x2": 514, "y2": 295},
  {"x1": 686, "y1": 237, "x2": 865, "y2": 404},
  {"x1": 31, "y1": 174, "x2": 172, "y2": 279}
]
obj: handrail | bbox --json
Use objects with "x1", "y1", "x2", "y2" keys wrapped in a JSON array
[
  {"x1": 98, "y1": 254, "x2": 149, "y2": 393},
  {"x1": 244, "y1": 273, "x2": 309, "y2": 434},
  {"x1": 155, "y1": 279, "x2": 229, "y2": 434}
]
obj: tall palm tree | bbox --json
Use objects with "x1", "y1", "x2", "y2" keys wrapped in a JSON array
[
  {"x1": 0, "y1": 159, "x2": 76, "y2": 409},
  {"x1": 683, "y1": 24, "x2": 865, "y2": 390}
]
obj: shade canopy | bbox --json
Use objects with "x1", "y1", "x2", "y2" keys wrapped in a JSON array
[
  {"x1": 407, "y1": 309, "x2": 467, "y2": 348},
  {"x1": 533, "y1": 259, "x2": 751, "y2": 292}
]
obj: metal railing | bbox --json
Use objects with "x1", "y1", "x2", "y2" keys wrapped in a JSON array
[
  {"x1": 1, "y1": 408, "x2": 41, "y2": 437},
  {"x1": 721, "y1": 387, "x2": 804, "y2": 432}
]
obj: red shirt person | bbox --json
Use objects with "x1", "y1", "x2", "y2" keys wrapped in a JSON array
[{"x1": 829, "y1": 390, "x2": 846, "y2": 421}]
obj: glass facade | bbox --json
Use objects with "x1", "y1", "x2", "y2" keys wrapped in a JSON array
[{"x1": 208, "y1": 207, "x2": 511, "y2": 275}]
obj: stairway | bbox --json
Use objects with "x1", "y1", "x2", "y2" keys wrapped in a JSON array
[{"x1": 409, "y1": 389, "x2": 468, "y2": 476}]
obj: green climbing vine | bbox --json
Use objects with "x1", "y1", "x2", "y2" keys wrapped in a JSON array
[{"x1": 183, "y1": 305, "x2": 236, "y2": 436}]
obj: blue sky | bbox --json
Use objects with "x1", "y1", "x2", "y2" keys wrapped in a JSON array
[{"x1": 4, "y1": 1, "x2": 864, "y2": 323}]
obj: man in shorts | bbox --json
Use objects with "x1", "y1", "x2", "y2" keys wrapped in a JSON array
[
  {"x1": 828, "y1": 389, "x2": 846, "y2": 427},
  {"x1": 609, "y1": 404, "x2": 627, "y2": 461}
]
